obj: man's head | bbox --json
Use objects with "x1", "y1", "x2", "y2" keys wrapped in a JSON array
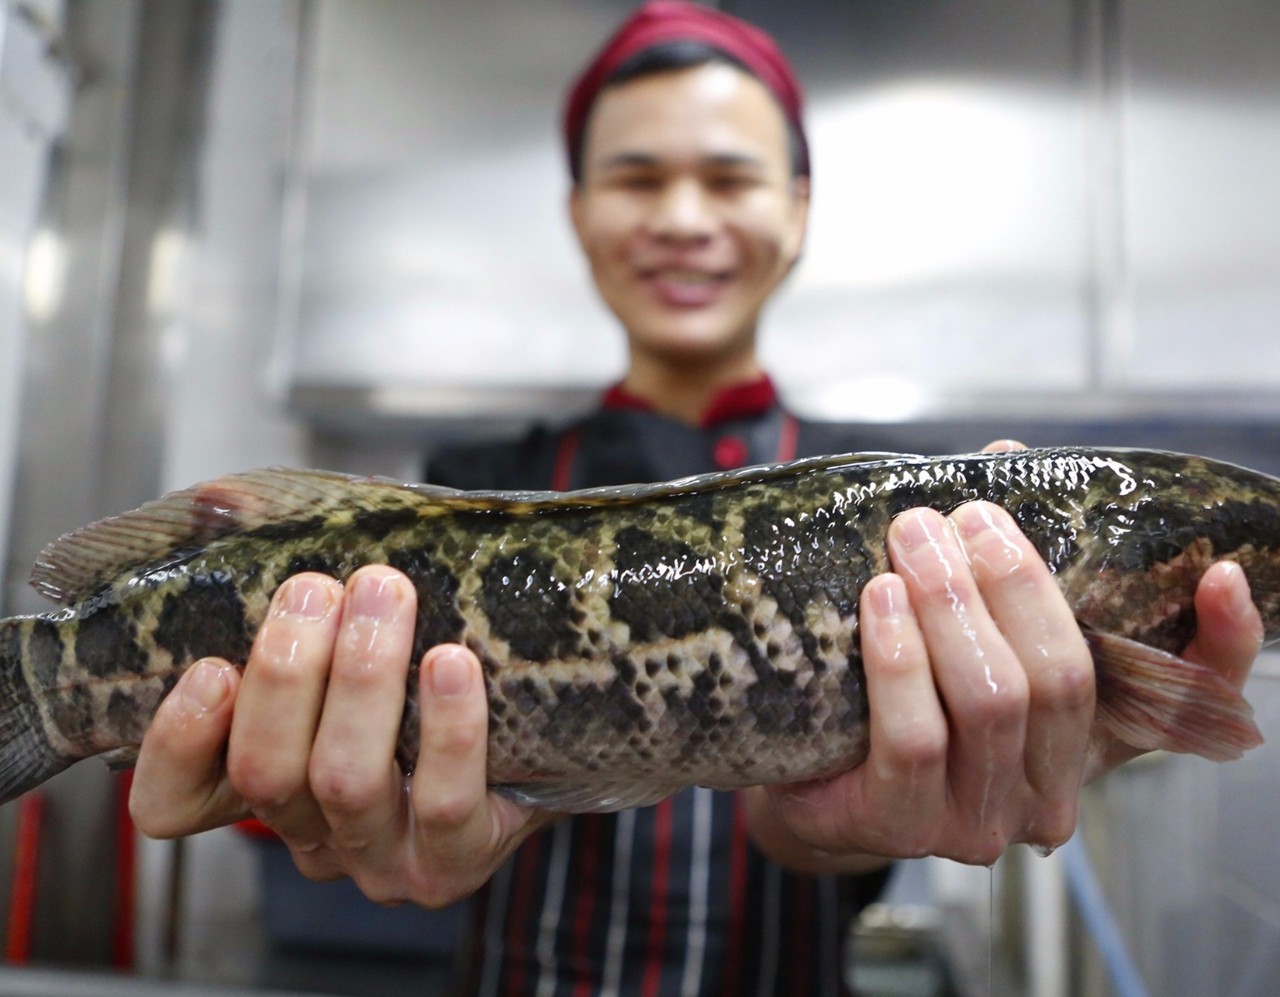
[
  {"x1": 564, "y1": 3, "x2": 810, "y2": 186},
  {"x1": 564, "y1": 2, "x2": 811, "y2": 379}
]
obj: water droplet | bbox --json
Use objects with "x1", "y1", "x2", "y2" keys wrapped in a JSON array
[{"x1": 1030, "y1": 843, "x2": 1057, "y2": 858}]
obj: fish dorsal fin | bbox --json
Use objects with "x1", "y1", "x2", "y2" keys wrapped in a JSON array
[
  {"x1": 29, "y1": 467, "x2": 455, "y2": 606},
  {"x1": 27, "y1": 449, "x2": 931, "y2": 606}
]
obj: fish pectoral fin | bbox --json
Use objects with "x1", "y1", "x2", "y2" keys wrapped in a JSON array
[
  {"x1": 493, "y1": 780, "x2": 685, "y2": 814},
  {"x1": 100, "y1": 745, "x2": 140, "y2": 771},
  {"x1": 1087, "y1": 629, "x2": 1264, "y2": 763}
]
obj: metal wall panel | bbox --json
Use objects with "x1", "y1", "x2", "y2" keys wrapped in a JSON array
[
  {"x1": 0, "y1": 0, "x2": 70, "y2": 604},
  {"x1": 1, "y1": 0, "x2": 225, "y2": 969},
  {"x1": 746, "y1": 0, "x2": 1093, "y2": 400},
  {"x1": 282, "y1": 0, "x2": 1280, "y2": 430},
  {"x1": 1, "y1": 0, "x2": 1277, "y2": 988},
  {"x1": 289, "y1": 0, "x2": 630, "y2": 395},
  {"x1": 1116, "y1": 0, "x2": 1280, "y2": 388},
  {"x1": 286, "y1": 0, "x2": 1098, "y2": 414}
]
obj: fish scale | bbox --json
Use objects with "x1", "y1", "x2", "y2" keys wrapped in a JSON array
[{"x1": 0, "y1": 447, "x2": 1278, "y2": 812}]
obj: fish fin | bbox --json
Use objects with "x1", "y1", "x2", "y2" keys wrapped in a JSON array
[
  {"x1": 27, "y1": 450, "x2": 938, "y2": 606},
  {"x1": 28, "y1": 467, "x2": 448, "y2": 605},
  {"x1": 493, "y1": 781, "x2": 685, "y2": 813},
  {"x1": 0, "y1": 620, "x2": 73, "y2": 804},
  {"x1": 1087, "y1": 630, "x2": 1264, "y2": 763},
  {"x1": 101, "y1": 745, "x2": 140, "y2": 771}
]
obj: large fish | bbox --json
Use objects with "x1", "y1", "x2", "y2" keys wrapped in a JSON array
[{"x1": 0, "y1": 447, "x2": 1276, "y2": 812}]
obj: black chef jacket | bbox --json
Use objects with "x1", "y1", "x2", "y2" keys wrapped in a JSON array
[{"x1": 426, "y1": 384, "x2": 930, "y2": 997}]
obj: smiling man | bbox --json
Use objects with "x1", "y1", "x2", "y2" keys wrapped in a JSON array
[
  {"x1": 130, "y1": 4, "x2": 1263, "y2": 995},
  {"x1": 568, "y1": 54, "x2": 807, "y2": 424}
]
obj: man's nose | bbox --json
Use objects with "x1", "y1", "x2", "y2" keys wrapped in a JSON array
[{"x1": 646, "y1": 179, "x2": 715, "y2": 241}]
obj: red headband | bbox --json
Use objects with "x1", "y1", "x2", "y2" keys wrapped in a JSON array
[{"x1": 563, "y1": 1, "x2": 808, "y2": 180}]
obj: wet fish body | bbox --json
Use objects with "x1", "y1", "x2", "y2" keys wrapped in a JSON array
[{"x1": 1, "y1": 447, "x2": 1277, "y2": 811}]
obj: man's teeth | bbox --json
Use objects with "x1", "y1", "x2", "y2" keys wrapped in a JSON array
[{"x1": 654, "y1": 270, "x2": 722, "y2": 284}]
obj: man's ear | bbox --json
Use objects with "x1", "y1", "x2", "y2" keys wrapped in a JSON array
[
  {"x1": 784, "y1": 174, "x2": 811, "y2": 267},
  {"x1": 568, "y1": 185, "x2": 587, "y2": 247}
]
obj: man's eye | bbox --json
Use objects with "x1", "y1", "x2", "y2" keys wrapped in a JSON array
[
  {"x1": 615, "y1": 174, "x2": 661, "y2": 192},
  {"x1": 707, "y1": 175, "x2": 756, "y2": 193}
]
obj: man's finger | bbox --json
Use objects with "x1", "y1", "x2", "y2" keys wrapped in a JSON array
[
  {"x1": 310, "y1": 567, "x2": 418, "y2": 854},
  {"x1": 410, "y1": 645, "x2": 492, "y2": 846},
  {"x1": 951, "y1": 502, "x2": 1092, "y2": 844},
  {"x1": 1183, "y1": 561, "x2": 1263, "y2": 686},
  {"x1": 981, "y1": 439, "x2": 1026, "y2": 453},
  {"x1": 132, "y1": 658, "x2": 246, "y2": 837},
  {"x1": 227, "y1": 573, "x2": 343, "y2": 845},
  {"x1": 888, "y1": 507, "x2": 1029, "y2": 835},
  {"x1": 842, "y1": 573, "x2": 949, "y2": 855},
  {"x1": 861, "y1": 575, "x2": 948, "y2": 780}
]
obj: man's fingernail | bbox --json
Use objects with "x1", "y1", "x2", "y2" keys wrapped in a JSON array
[
  {"x1": 1222, "y1": 562, "x2": 1259, "y2": 617},
  {"x1": 429, "y1": 648, "x2": 473, "y2": 698},
  {"x1": 1220, "y1": 560, "x2": 1246, "y2": 591},
  {"x1": 891, "y1": 509, "x2": 939, "y2": 551},
  {"x1": 951, "y1": 502, "x2": 1012, "y2": 541},
  {"x1": 350, "y1": 572, "x2": 404, "y2": 622},
  {"x1": 277, "y1": 576, "x2": 336, "y2": 621},
  {"x1": 867, "y1": 575, "x2": 905, "y2": 618},
  {"x1": 177, "y1": 660, "x2": 230, "y2": 717}
]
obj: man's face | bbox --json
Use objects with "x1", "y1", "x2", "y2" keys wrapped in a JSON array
[{"x1": 571, "y1": 63, "x2": 809, "y2": 369}]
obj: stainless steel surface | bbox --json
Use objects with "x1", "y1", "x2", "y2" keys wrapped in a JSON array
[
  {"x1": 1080, "y1": 654, "x2": 1280, "y2": 997},
  {"x1": 285, "y1": 0, "x2": 1097, "y2": 403},
  {"x1": 292, "y1": 381, "x2": 1280, "y2": 440},
  {"x1": 1118, "y1": 0, "x2": 1280, "y2": 390},
  {"x1": 0, "y1": 966, "x2": 325, "y2": 997},
  {"x1": 279, "y1": 0, "x2": 1280, "y2": 428},
  {"x1": 1, "y1": 0, "x2": 1278, "y2": 990},
  {"x1": 2, "y1": 0, "x2": 138, "y2": 619},
  {"x1": 0, "y1": 0, "x2": 71, "y2": 962},
  {"x1": 0, "y1": 0, "x2": 70, "y2": 614},
  {"x1": 286, "y1": 0, "x2": 630, "y2": 394},
  {"x1": 1, "y1": 0, "x2": 217, "y2": 970},
  {"x1": 91, "y1": 0, "x2": 215, "y2": 520}
]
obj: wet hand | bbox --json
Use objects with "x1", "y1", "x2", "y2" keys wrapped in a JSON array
[
  {"x1": 130, "y1": 567, "x2": 552, "y2": 907},
  {"x1": 754, "y1": 495, "x2": 1263, "y2": 869},
  {"x1": 755, "y1": 501, "x2": 1097, "y2": 867},
  {"x1": 1084, "y1": 558, "x2": 1261, "y2": 778}
]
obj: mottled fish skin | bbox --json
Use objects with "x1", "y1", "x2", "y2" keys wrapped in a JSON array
[{"x1": 1, "y1": 447, "x2": 1278, "y2": 809}]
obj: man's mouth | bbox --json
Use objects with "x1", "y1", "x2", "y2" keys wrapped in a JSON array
[{"x1": 642, "y1": 268, "x2": 733, "y2": 307}]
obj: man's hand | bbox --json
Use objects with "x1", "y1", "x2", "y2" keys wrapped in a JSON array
[
  {"x1": 130, "y1": 567, "x2": 552, "y2": 908},
  {"x1": 745, "y1": 444, "x2": 1264, "y2": 872}
]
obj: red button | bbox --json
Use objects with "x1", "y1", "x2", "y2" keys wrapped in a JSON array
[{"x1": 714, "y1": 435, "x2": 748, "y2": 469}]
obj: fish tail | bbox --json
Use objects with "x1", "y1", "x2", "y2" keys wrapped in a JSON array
[
  {"x1": 1088, "y1": 630, "x2": 1264, "y2": 763},
  {"x1": 0, "y1": 618, "x2": 73, "y2": 804}
]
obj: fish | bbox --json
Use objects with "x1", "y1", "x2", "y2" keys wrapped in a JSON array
[{"x1": 0, "y1": 447, "x2": 1277, "y2": 813}]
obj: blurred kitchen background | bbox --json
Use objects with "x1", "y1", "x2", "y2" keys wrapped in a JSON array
[{"x1": 0, "y1": 0, "x2": 1278, "y2": 994}]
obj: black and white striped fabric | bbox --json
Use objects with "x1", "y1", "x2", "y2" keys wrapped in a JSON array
[
  {"x1": 428, "y1": 385, "x2": 907, "y2": 996},
  {"x1": 457, "y1": 788, "x2": 888, "y2": 997}
]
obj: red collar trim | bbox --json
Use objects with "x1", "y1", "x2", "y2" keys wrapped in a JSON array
[{"x1": 601, "y1": 375, "x2": 778, "y2": 429}]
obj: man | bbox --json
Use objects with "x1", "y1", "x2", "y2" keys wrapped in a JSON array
[{"x1": 130, "y1": 3, "x2": 1263, "y2": 994}]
